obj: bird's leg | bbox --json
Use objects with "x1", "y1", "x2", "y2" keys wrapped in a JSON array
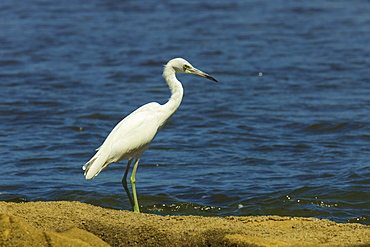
[
  {"x1": 122, "y1": 158, "x2": 134, "y2": 210},
  {"x1": 130, "y1": 157, "x2": 141, "y2": 213}
]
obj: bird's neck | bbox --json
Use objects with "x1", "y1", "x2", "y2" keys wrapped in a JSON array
[{"x1": 162, "y1": 67, "x2": 184, "y2": 117}]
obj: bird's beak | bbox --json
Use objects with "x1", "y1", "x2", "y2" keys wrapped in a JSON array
[{"x1": 188, "y1": 68, "x2": 218, "y2": 82}]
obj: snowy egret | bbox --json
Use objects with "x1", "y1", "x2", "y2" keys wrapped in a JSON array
[{"x1": 82, "y1": 58, "x2": 217, "y2": 213}]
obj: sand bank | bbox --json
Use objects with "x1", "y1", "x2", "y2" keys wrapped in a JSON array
[{"x1": 0, "y1": 201, "x2": 369, "y2": 246}]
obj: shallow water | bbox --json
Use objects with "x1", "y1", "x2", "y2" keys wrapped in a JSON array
[{"x1": 1, "y1": 0, "x2": 369, "y2": 224}]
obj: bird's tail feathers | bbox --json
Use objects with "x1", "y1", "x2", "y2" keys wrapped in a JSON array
[
  {"x1": 82, "y1": 158, "x2": 94, "y2": 172},
  {"x1": 83, "y1": 152, "x2": 110, "y2": 180}
]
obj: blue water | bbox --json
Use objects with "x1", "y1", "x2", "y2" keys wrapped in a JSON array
[{"x1": 1, "y1": 0, "x2": 369, "y2": 224}]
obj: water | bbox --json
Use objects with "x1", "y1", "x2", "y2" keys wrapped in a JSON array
[{"x1": 1, "y1": 0, "x2": 369, "y2": 224}]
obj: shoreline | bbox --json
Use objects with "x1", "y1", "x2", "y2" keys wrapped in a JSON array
[{"x1": 0, "y1": 201, "x2": 369, "y2": 246}]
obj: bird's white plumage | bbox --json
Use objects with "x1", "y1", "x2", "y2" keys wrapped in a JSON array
[
  {"x1": 82, "y1": 58, "x2": 217, "y2": 212},
  {"x1": 83, "y1": 102, "x2": 162, "y2": 179}
]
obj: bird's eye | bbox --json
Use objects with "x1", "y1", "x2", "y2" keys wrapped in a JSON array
[{"x1": 183, "y1": 64, "x2": 191, "y2": 71}]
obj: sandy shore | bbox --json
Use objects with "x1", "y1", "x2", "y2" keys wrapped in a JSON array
[{"x1": 0, "y1": 201, "x2": 369, "y2": 247}]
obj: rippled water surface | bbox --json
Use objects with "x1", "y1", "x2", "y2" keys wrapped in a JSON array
[{"x1": 1, "y1": 0, "x2": 369, "y2": 224}]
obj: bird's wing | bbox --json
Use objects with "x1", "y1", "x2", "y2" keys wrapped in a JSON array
[
  {"x1": 104, "y1": 102, "x2": 161, "y2": 149},
  {"x1": 84, "y1": 103, "x2": 162, "y2": 179},
  {"x1": 107, "y1": 109, "x2": 161, "y2": 161}
]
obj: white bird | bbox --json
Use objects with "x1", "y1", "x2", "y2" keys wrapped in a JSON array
[{"x1": 82, "y1": 58, "x2": 217, "y2": 213}]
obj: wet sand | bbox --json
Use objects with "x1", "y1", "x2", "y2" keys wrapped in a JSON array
[{"x1": 0, "y1": 201, "x2": 369, "y2": 246}]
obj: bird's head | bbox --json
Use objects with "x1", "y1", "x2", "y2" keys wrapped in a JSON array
[{"x1": 166, "y1": 58, "x2": 218, "y2": 82}]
